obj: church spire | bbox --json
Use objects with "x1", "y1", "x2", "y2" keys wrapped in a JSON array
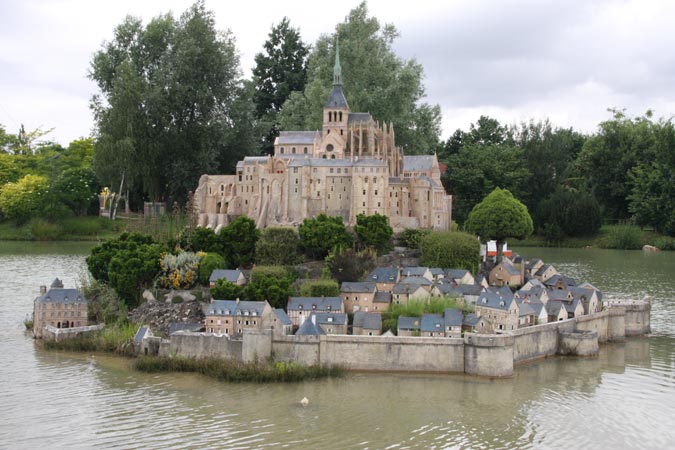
[{"x1": 333, "y1": 38, "x2": 342, "y2": 85}]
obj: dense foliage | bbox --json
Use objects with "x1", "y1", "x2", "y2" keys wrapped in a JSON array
[
  {"x1": 355, "y1": 213, "x2": 393, "y2": 254},
  {"x1": 246, "y1": 266, "x2": 295, "y2": 309},
  {"x1": 464, "y1": 188, "x2": 534, "y2": 247},
  {"x1": 537, "y1": 189, "x2": 602, "y2": 241},
  {"x1": 324, "y1": 245, "x2": 376, "y2": 283},
  {"x1": 299, "y1": 279, "x2": 340, "y2": 297},
  {"x1": 418, "y1": 231, "x2": 481, "y2": 273},
  {"x1": 198, "y1": 253, "x2": 226, "y2": 285},
  {"x1": 298, "y1": 214, "x2": 353, "y2": 259},
  {"x1": 210, "y1": 279, "x2": 245, "y2": 300},
  {"x1": 256, "y1": 226, "x2": 301, "y2": 265},
  {"x1": 397, "y1": 228, "x2": 431, "y2": 249}
]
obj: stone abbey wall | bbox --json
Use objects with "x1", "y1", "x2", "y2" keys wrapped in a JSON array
[{"x1": 160, "y1": 299, "x2": 651, "y2": 377}]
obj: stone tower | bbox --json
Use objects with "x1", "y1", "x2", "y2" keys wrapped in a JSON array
[{"x1": 320, "y1": 39, "x2": 349, "y2": 159}]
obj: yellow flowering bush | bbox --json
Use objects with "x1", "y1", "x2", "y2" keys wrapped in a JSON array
[{"x1": 157, "y1": 251, "x2": 204, "y2": 289}]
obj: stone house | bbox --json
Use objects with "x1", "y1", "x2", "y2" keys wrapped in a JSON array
[
  {"x1": 544, "y1": 274, "x2": 575, "y2": 290},
  {"x1": 462, "y1": 313, "x2": 494, "y2": 334},
  {"x1": 209, "y1": 269, "x2": 246, "y2": 287},
  {"x1": 205, "y1": 299, "x2": 273, "y2": 336},
  {"x1": 372, "y1": 291, "x2": 391, "y2": 312},
  {"x1": 366, "y1": 267, "x2": 400, "y2": 292},
  {"x1": 194, "y1": 46, "x2": 452, "y2": 232},
  {"x1": 429, "y1": 268, "x2": 445, "y2": 282},
  {"x1": 474, "y1": 292, "x2": 519, "y2": 332},
  {"x1": 340, "y1": 282, "x2": 377, "y2": 313},
  {"x1": 517, "y1": 301, "x2": 537, "y2": 327},
  {"x1": 420, "y1": 314, "x2": 445, "y2": 337},
  {"x1": 444, "y1": 308, "x2": 463, "y2": 338},
  {"x1": 546, "y1": 301, "x2": 568, "y2": 322},
  {"x1": 392, "y1": 283, "x2": 430, "y2": 305},
  {"x1": 287, "y1": 297, "x2": 344, "y2": 328},
  {"x1": 525, "y1": 258, "x2": 544, "y2": 277},
  {"x1": 272, "y1": 308, "x2": 293, "y2": 337},
  {"x1": 33, "y1": 278, "x2": 88, "y2": 339},
  {"x1": 534, "y1": 264, "x2": 558, "y2": 282},
  {"x1": 295, "y1": 315, "x2": 326, "y2": 336},
  {"x1": 516, "y1": 286, "x2": 550, "y2": 305},
  {"x1": 489, "y1": 258, "x2": 523, "y2": 287},
  {"x1": 353, "y1": 312, "x2": 382, "y2": 336},
  {"x1": 397, "y1": 316, "x2": 421, "y2": 336},
  {"x1": 445, "y1": 269, "x2": 475, "y2": 286},
  {"x1": 400, "y1": 267, "x2": 434, "y2": 282},
  {"x1": 570, "y1": 286, "x2": 600, "y2": 314},
  {"x1": 312, "y1": 312, "x2": 349, "y2": 335},
  {"x1": 522, "y1": 300, "x2": 548, "y2": 324},
  {"x1": 563, "y1": 297, "x2": 585, "y2": 319}
]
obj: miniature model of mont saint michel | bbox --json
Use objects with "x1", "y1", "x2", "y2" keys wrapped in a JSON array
[{"x1": 194, "y1": 43, "x2": 452, "y2": 232}]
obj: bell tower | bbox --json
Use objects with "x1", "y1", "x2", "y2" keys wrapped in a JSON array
[{"x1": 320, "y1": 38, "x2": 349, "y2": 159}]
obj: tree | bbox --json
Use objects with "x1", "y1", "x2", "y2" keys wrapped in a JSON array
[
  {"x1": 537, "y1": 188, "x2": 602, "y2": 238},
  {"x1": 419, "y1": 231, "x2": 480, "y2": 273},
  {"x1": 298, "y1": 214, "x2": 353, "y2": 259},
  {"x1": 87, "y1": 232, "x2": 156, "y2": 282},
  {"x1": 355, "y1": 213, "x2": 393, "y2": 254},
  {"x1": 277, "y1": 2, "x2": 441, "y2": 153},
  {"x1": 299, "y1": 279, "x2": 340, "y2": 297},
  {"x1": 219, "y1": 216, "x2": 259, "y2": 268},
  {"x1": 256, "y1": 226, "x2": 301, "y2": 265},
  {"x1": 90, "y1": 2, "x2": 252, "y2": 206},
  {"x1": 210, "y1": 279, "x2": 245, "y2": 300},
  {"x1": 324, "y1": 245, "x2": 376, "y2": 283},
  {"x1": 198, "y1": 252, "x2": 226, "y2": 285},
  {"x1": 245, "y1": 266, "x2": 294, "y2": 309},
  {"x1": 108, "y1": 242, "x2": 165, "y2": 307},
  {"x1": 51, "y1": 168, "x2": 100, "y2": 216},
  {"x1": 0, "y1": 174, "x2": 49, "y2": 223},
  {"x1": 464, "y1": 188, "x2": 533, "y2": 261},
  {"x1": 252, "y1": 17, "x2": 309, "y2": 154}
]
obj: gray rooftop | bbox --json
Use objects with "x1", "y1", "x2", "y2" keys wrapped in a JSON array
[
  {"x1": 169, "y1": 322, "x2": 203, "y2": 334},
  {"x1": 341, "y1": 282, "x2": 377, "y2": 293},
  {"x1": 35, "y1": 288, "x2": 86, "y2": 304},
  {"x1": 399, "y1": 276, "x2": 432, "y2": 286},
  {"x1": 497, "y1": 259, "x2": 521, "y2": 276},
  {"x1": 287, "y1": 297, "x2": 343, "y2": 311},
  {"x1": 207, "y1": 300, "x2": 267, "y2": 316},
  {"x1": 444, "y1": 308, "x2": 464, "y2": 327},
  {"x1": 476, "y1": 292, "x2": 515, "y2": 311},
  {"x1": 392, "y1": 283, "x2": 427, "y2": 294},
  {"x1": 134, "y1": 326, "x2": 149, "y2": 345},
  {"x1": 420, "y1": 314, "x2": 444, "y2": 332},
  {"x1": 525, "y1": 258, "x2": 543, "y2": 270},
  {"x1": 457, "y1": 284, "x2": 484, "y2": 296},
  {"x1": 353, "y1": 312, "x2": 382, "y2": 330},
  {"x1": 209, "y1": 269, "x2": 244, "y2": 284},
  {"x1": 374, "y1": 291, "x2": 392, "y2": 304},
  {"x1": 401, "y1": 267, "x2": 429, "y2": 277},
  {"x1": 277, "y1": 131, "x2": 320, "y2": 145},
  {"x1": 403, "y1": 155, "x2": 436, "y2": 172},
  {"x1": 367, "y1": 267, "x2": 399, "y2": 283},
  {"x1": 313, "y1": 312, "x2": 348, "y2": 326},
  {"x1": 486, "y1": 286, "x2": 515, "y2": 299},
  {"x1": 273, "y1": 308, "x2": 292, "y2": 326},
  {"x1": 517, "y1": 301, "x2": 536, "y2": 317},
  {"x1": 535, "y1": 264, "x2": 554, "y2": 277},
  {"x1": 446, "y1": 269, "x2": 470, "y2": 280},
  {"x1": 546, "y1": 300, "x2": 566, "y2": 316},
  {"x1": 348, "y1": 112, "x2": 372, "y2": 124},
  {"x1": 463, "y1": 313, "x2": 481, "y2": 327},
  {"x1": 295, "y1": 317, "x2": 326, "y2": 336},
  {"x1": 397, "y1": 316, "x2": 421, "y2": 331},
  {"x1": 325, "y1": 84, "x2": 348, "y2": 108}
]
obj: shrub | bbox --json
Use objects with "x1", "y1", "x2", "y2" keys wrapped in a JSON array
[
  {"x1": 156, "y1": 251, "x2": 203, "y2": 290},
  {"x1": 171, "y1": 295, "x2": 184, "y2": 304},
  {"x1": 419, "y1": 231, "x2": 480, "y2": 272},
  {"x1": 43, "y1": 321, "x2": 137, "y2": 356},
  {"x1": 83, "y1": 279, "x2": 128, "y2": 324},
  {"x1": 355, "y1": 213, "x2": 393, "y2": 254},
  {"x1": 299, "y1": 279, "x2": 340, "y2": 297},
  {"x1": 324, "y1": 246, "x2": 377, "y2": 283},
  {"x1": 246, "y1": 265, "x2": 295, "y2": 308},
  {"x1": 28, "y1": 218, "x2": 63, "y2": 240},
  {"x1": 0, "y1": 174, "x2": 49, "y2": 223},
  {"x1": 210, "y1": 279, "x2": 245, "y2": 300},
  {"x1": 198, "y1": 253, "x2": 226, "y2": 285},
  {"x1": 256, "y1": 226, "x2": 301, "y2": 265},
  {"x1": 653, "y1": 237, "x2": 675, "y2": 251},
  {"x1": 299, "y1": 214, "x2": 354, "y2": 259},
  {"x1": 600, "y1": 225, "x2": 643, "y2": 250},
  {"x1": 398, "y1": 228, "x2": 431, "y2": 249}
]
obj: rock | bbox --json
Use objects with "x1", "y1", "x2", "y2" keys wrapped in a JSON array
[
  {"x1": 642, "y1": 245, "x2": 661, "y2": 252},
  {"x1": 300, "y1": 397, "x2": 309, "y2": 406},
  {"x1": 142, "y1": 290, "x2": 156, "y2": 302}
]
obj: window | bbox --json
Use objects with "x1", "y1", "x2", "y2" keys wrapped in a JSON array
[
  {"x1": 280, "y1": 147, "x2": 284, "y2": 154},
  {"x1": 293, "y1": 168, "x2": 298, "y2": 173},
  {"x1": 363, "y1": 190, "x2": 366, "y2": 195},
  {"x1": 292, "y1": 147, "x2": 296, "y2": 154},
  {"x1": 326, "y1": 144, "x2": 334, "y2": 152},
  {"x1": 375, "y1": 190, "x2": 378, "y2": 195},
  {"x1": 304, "y1": 147, "x2": 308, "y2": 154}
]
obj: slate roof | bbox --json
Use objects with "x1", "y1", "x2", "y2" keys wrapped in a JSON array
[
  {"x1": 399, "y1": 276, "x2": 432, "y2": 286},
  {"x1": 273, "y1": 308, "x2": 292, "y2": 326},
  {"x1": 535, "y1": 264, "x2": 554, "y2": 277},
  {"x1": 486, "y1": 285, "x2": 515, "y2": 299},
  {"x1": 446, "y1": 269, "x2": 469, "y2": 280},
  {"x1": 348, "y1": 112, "x2": 372, "y2": 124},
  {"x1": 295, "y1": 317, "x2": 326, "y2": 336},
  {"x1": 169, "y1": 322, "x2": 203, "y2": 334},
  {"x1": 35, "y1": 288, "x2": 86, "y2": 304},
  {"x1": 421, "y1": 314, "x2": 444, "y2": 332},
  {"x1": 341, "y1": 282, "x2": 377, "y2": 293},
  {"x1": 444, "y1": 308, "x2": 463, "y2": 327},
  {"x1": 457, "y1": 284, "x2": 484, "y2": 296},
  {"x1": 287, "y1": 158, "x2": 353, "y2": 168},
  {"x1": 517, "y1": 286, "x2": 548, "y2": 303},
  {"x1": 134, "y1": 326, "x2": 149, "y2": 345},
  {"x1": 548, "y1": 289, "x2": 573, "y2": 302},
  {"x1": 401, "y1": 267, "x2": 429, "y2": 277},
  {"x1": 403, "y1": 155, "x2": 436, "y2": 172},
  {"x1": 313, "y1": 312, "x2": 348, "y2": 326},
  {"x1": 374, "y1": 291, "x2": 392, "y2": 304},
  {"x1": 526, "y1": 300, "x2": 546, "y2": 317},
  {"x1": 497, "y1": 259, "x2": 521, "y2": 276},
  {"x1": 517, "y1": 301, "x2": 536, "y2": 317},
  {"x1": 392, "y1": 283, "x2": 427, "y2": 295},
  {"x1": 209, "y1": 269, "x2": 244, "y2": 284},
  {"x1": 463, "y1": 313, "x2": 480, "y2": 327},
  {"x1": 367, "y1": 267, "x2": 399, "y2": 283},
  {"x1": 398, "y1": 316, "x2": 421, "y2": 331},
  {"x1": 543, "y1": 274, "x2": 566, "y2": 287},
  {"x1": 277, "y1": 131, "x2": 320, "y2": 145},
  {"x1": 429, "y1": 268, "x2": 445, "y2": 277},
  {"x1": 436, "y1": 284, "x2": 463, "y2": 297},
  {"x1": 563, "y1": 298, "x2": 583, "y2": 314},
  {"x1": 525, "y1": 258, "x2": 543, "y2": 270},
  {"x1": 287, "y1": 297, "x2": 342, "y2": 311},
  {"x1": 568, "y1": 286, "x2": 594, "y2": 302},
  {"x1": 325, "y1": 84, "x2": 348, "y2": 108},
  {"x1": 207, "y1": 300, "x2": 267, "y2": 316},
  {"x1": 577, "y1": 282, "x2": 603, "y2": 301},
  {"x1": 242, "y1": 156, "x2": 269, "y2": 165},
  {"x1": 353, "y1": 312, "x2": 382, "y2": 330},
  {"x1": 50, "y1": 278, "x2": 64, "y2": 288},
  {"x1": 546, "y1": 300, "x2": 566, "y2": 316},
  {"x1": 476, "y1": 292, "x2": 515, "y2": 311}
]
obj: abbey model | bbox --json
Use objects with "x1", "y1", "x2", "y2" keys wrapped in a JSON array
[{"x1": 194, "y1": 43, "x2": 452, "y2": 231}]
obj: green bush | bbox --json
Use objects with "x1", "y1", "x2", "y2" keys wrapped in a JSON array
[
  {"x1": 171, "y1": 295, "x2": 184, "y2": 304},
  {"x1": 653, "y1": 237, "x2": 675, "y2": 251},
  {"x1": 0, "y1": 174, "x2": 49, "y2": 223},
  {"x1": 299, "y1": 279, "x2": 340, "y2": 297},
  {"x1": 83, "y1": 279, "x2": 128, "y2": 324},
  {"x1": 256, "y1": 226, "x2": 301, "y2": 265},
  {"x1": 210, "y1": 279, "x2": 245, "y2": 300},
  {"x1": 43, "y1": 321, "x2": 137, "y2": 356},
  {"x1": 298, "y1": 214, "x2": 353, "y2": 259},
  {"x1": 419, "y1": 231, "x2": 480, "y2": 272},
  {"x1": 28, "y1": 218, "x2": 63, "y2": 240},
  {"x1": 398, "y1": 228, "x2": 431, "y2": 249},
  {"x1": 355, "y1": 213, "x2": 393, "y2": 254},
  {"x1": 198, "y1": 252, "x2": 226, "y2": 285},
  {"x1": 600, "y1": 225, "x2": 643, "y2": 250},
  {"x1": 324, "y1": 246, "x2": 376, "y2": 283},
  {"x1": 246, "y1": 265, "x2": 295, "y2": 308},
  {"x1": 381, "y1": 297, "x2": 472, "y2": 334}
]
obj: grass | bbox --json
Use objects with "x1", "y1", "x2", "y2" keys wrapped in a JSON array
[
  {"x1": 42, "y1": 321, "x2": 138, "y2": 357},
  {"x1": 512, "y1": 224, "x2": 674, "y2": 250},
  {"x1": 133, "y1": 356, "x2": 344, "y2": 383},
  {"x1": 382, "y1": 297, "x2": 474, "y2": 334}
]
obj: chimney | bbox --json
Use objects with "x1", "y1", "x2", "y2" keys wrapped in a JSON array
[
  {"x1": 236, "y1": 298, "x2": 240, "y2": 304},
  {"x1": 311, "y1": 314, "x2": 316, "y2": 325},
  {"x1": 39, "y1": 285, "x2": 47, "y2": 295}
]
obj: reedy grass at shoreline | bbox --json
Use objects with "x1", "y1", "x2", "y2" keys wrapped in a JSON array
[
  {"x1": 133, "y1": 356, "x2": 344, "y2": 383},
  {"x1": 42, "y1": 321, "x2": 137, "y2": 357}
]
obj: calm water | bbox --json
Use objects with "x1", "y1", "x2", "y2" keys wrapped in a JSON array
[{"x1": 0, "y1": 243, "x2": 674, "y2": 449}]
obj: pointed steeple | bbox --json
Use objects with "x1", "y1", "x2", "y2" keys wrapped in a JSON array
[{"x1": 333, "y1": 38, "x2": 342, "y2": 85}]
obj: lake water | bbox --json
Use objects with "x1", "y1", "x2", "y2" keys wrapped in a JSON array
[{"x1": 0, "y1": 243, "x2": 674, "y2": 449}]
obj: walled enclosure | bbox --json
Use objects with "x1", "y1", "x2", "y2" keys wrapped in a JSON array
[{"x1": 158, "y1": 299, "x2": 651, "y2": 378}]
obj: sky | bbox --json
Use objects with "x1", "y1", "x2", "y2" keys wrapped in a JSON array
[{"x1": 1, "y1": 0, "x2": 675, "y2": 147}]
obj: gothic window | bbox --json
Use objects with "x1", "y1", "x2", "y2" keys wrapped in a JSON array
[
  {"x1": 340, "y1": 129, "x2": 343, "y2": 135},
  {"x1": 329, "y1": 111, "x2": 332, "y2": 121},
  {"x1": 326, "y1": 144, "x2": 334, "y2": 152},
  {"x1": 292, "y1": 147, "x2": 296, "y2": 154},
  {"x1": 280, "y1": 147, "x2": 284, "y2": 154},
  {"x1": 375, "y1": 190, "x2": 378, "y2": 195},
  {"x1": 322, "y1": 155, "x2": 327, "y2": 159},
  {"x1": 331, "y1": 155, "x2": 335, "y2": 159},
  {"x1": 339, "y1": 112, "x2": 343, "y2": 121}
]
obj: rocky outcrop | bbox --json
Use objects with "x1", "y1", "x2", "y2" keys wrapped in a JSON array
[
  {"x1": 130, "y1": 299, "x2": 205, "y2": 336},
  {"x1": 642, "y1": 245, "x2": 660, "y2": 252}
]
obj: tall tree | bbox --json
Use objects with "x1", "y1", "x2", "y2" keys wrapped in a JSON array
[
  {"x1": 277, "y1": 1, "x2": 442, "y2": 154},
  {"x1": 252, "y1": 18, "x2": 309, "y2": 154},
  {"x1": 90, "y1": 2, "x2": 251, "y2": 206},
  {"x1": 464, "y1": 188, "x2": 533, "y2": 262}
]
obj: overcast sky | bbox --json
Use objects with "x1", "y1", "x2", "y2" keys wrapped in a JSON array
[{"x1": 1, "y1": 0, "x2": 675, "y2": 146}]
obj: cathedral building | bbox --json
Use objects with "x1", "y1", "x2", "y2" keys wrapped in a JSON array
[{"x1": 194, "y1": 44, "x2": 452, "y2": 232}]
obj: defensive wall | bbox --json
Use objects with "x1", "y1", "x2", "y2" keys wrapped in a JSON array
[{"x1": 156, "y1": 297, "x2": 651, "y2": 378}]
